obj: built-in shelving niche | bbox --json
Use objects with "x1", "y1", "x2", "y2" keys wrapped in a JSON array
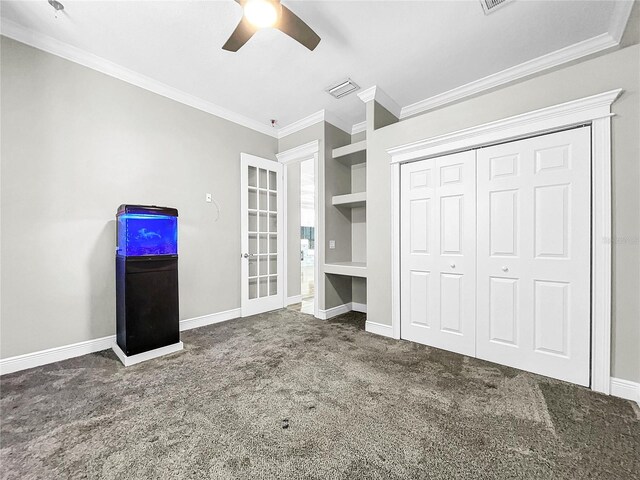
[{"x1": 324, "y1": 140, "x2": 367, "y2": 284}]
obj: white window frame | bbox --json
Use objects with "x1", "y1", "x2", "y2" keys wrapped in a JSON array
[{"x1": 387, "y1": 89, "x2": 622, "y2": 394}]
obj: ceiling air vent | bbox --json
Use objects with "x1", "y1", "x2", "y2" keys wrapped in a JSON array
[
  {"x1": 480, "y1": 0, "x2": 513, "y2": 15},
  {"x1": 326, "y1": 79, "x2": 360, "y2": 99}
]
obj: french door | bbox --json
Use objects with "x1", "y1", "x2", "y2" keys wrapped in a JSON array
[
  {"x1": 240, "y1": 153, "x2": 284, "y2": 317},
  {"x1": 400, "y1": 127, "x2": 592, "y2": 386}
]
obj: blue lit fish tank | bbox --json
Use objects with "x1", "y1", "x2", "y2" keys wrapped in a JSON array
[{"x1": 116, "y1": 205, "x2": 178, "y2": 257}]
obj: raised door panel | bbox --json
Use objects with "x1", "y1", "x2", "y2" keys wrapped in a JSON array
[
  {"x1": 489, "y1": 189, "x2": 519, "y2": 257},
  {"x1": 409, "y1": 271, "x2": 430, "y2": 328},
  {"x1": 534, "y1": 184, "x2": 569, "y2": 259},
  {"x1": 534, "y1": 280, "x2": 569, "y2": 356},
  {"x1": 441, "y1": 195, "x2": 463, "y2": 255},
  {"x1": 440, "y1": 273, "x2": 463, "y2": 335},
  {"x1": 489, "y1": 277, "x2": 519, "y2": 347},
  {"x1": 410, "y1": 199, "x2": 430, "y2": 255}
]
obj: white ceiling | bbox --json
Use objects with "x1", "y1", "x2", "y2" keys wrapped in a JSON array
[{"x1": 0, "y1": 1, "x2": 629, "y2": 134}]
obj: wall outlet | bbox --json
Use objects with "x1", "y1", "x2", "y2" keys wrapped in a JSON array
[
  {"x1": 205, "y1": 193, "x2": 212, "y2": 203},
  {"x1": 329, "y1": 240, "x2": 335, "y2": 249}
]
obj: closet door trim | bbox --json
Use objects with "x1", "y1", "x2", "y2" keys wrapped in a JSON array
[{"x1": 388, "y1": 89, "x2": 621, "y2": 394}]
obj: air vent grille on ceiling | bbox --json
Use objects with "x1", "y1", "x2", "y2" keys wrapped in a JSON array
[
  {"x1": 326, "y1": 79, "x2": 360, "y2": 99},
  {"x1": 480, "y1": 0, "x2": 513, "y2": 14}
]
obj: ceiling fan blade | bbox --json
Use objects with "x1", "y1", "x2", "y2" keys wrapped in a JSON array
[
  {"x1": 222, "y1": 16, "x2": 257, "y2": 52},
  {"x1": 276, "y1": 5, "x2": 321, "y2": 51}
]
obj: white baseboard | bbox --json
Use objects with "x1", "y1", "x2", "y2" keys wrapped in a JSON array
[
  {"x1": 286, "y1": 295, "x2": 303, "y2": 306},
  {"x1": 179, "y1": 308, "x2": 240, "y2": 331},
  {"x1": 365, "y1": 320, "x2": 394, "y2": 338},
  {"x1": 610, "y1": 377, "x2": 640, "y2": 406},
  {"x1": 318, "y1": 303, "x2": 352, "y2": 320},
  {"x1": 0, "y1": 335, "x2": 116, "y2": 376},
  {"x1": 317, "y1": 302, "x2": 368, "y2": 319},
  {"x1": 112, "y1": 341, "x2": 183, "y2": 367},
  {"x1": 0, "y1": 308, "x2": 241, "y2": 375},
  {"x1": 352, "y1": 302, "x2": 368, "y2": 313}
]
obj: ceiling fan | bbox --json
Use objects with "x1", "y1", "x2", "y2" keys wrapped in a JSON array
[{"x1": 222, "y1": 0, "x2": 321, "y2": 52}]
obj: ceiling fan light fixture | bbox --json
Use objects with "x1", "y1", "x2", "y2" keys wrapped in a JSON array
[{"x1": 244, "y1": 0, "x2": 280, "y2": 29}]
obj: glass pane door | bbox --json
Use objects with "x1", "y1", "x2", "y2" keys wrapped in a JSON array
[{"x1": 241, "y1": 154, "x2": 283, "y2": 316}]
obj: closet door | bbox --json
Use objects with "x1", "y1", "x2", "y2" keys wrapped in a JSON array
[
  {"x1": 476, "y1": 127, "x2": 591, "y2": 386},
  {"x1": 400, "y1": 151, "x2": 476, "y2": 356}
]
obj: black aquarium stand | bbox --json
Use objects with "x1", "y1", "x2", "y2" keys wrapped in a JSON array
[
  {"x1": 114, "y1": 204, "x2": 181, "y2": 363},
  {"x1": 116, "y1": 255, "x2": 180, "y2": 356}
]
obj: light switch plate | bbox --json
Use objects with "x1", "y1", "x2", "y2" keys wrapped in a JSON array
[
  {"x1": 329, "y1": 240, "x2": 335, "y2": 249},
  {"x1": 205, "y1": 193, "x2": 212, "y2": 203}
]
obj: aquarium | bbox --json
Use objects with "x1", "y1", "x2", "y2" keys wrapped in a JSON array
[{"x1": 117, "y1": 212, "x2": 178, "y2": 257}]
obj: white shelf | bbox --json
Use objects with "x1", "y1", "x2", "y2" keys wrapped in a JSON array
[
  {"x1": 332, "y1": 192, "x2": 366, "y2": 208},
  {"x1": 324, "y1": 262, "x2": 367, "y2": 278},
  {"x1": 332, "y1": 140, "x2": 367, "y2": 166}
]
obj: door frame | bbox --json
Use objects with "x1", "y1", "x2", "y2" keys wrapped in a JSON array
[
  {"x1": 276, "y1": 140, "x2": 321, "y2": 319},
  {"x1": 388, "y1": 89, "x2": 622, "y2": 394},
  {"x1": 240, "y1": 153, "x2": 285, "y2": 317}
]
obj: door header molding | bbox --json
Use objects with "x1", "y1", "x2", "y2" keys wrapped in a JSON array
[
  {"x1": 276, "y1": 140, "x2": 320, "y2": 164},
  {"x1": 387, "y1": 89, "x2": 622, "y2": 164}
]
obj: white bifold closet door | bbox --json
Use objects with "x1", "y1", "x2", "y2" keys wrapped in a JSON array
[
  {"x1": 476, "y1": 127, "x2": 591, "y2": 386},
  {"x1": 400, "y1": 150, "x2": 476, "y2": 357}
]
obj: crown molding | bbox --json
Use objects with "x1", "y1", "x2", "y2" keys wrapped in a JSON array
[
  {"x1": 388, "y1": 89, "x2": 622, "y2": 163},
  {"x1": 609, "y1": 0, "x2": 635, "y2": 43},
  {"x1": 1, "y1": 19, "x2": 278, "y2": 138},
  {"x1": 351, "y1": 121, "x2": 366, "y2": 135},
  {"x1": 277, "y1": 110, "x2": 325, "y2": 139},
  {"x1": 357, "y1": 86, "x2": 401, "y2": 118},
  {"x1": 400, "y1": 31, "x2": 626, "y2": 120},
  {"x1": 277, "y1": 109, "x2": 351, "y2": 139},
  {"x1": 276, "y1": 140, "x2": 319, "y2": 164},
  {"x1": 3, "y1": 0, "x2": 633, "y2": 141},
  {"x1": 357, "y1": 86, "x2": 377, "y2": 103}
]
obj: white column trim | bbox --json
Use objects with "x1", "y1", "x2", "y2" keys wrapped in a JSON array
[
  {"x1": 591, "y1": 115, "x2": 613, "y2": 394},
  {"x1": 282, "y1": 164, "x2": 289, "y2": 309},
  {"x1": 388, "y1": 89, "x2": 622, "y2": 394},
  {"x1": 357, "y1": 86, "x2": 402, "y2": 118},
  {"x1": 313, "y1": 149, "x2": 321, "y2": 319},
  {"x1": 391, "y1": 162, "x2": 401, "y2": 340}
]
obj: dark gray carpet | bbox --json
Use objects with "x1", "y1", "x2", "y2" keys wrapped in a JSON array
[{"x1": 1, "y1": 309, "x2": 638, "y2": 479}]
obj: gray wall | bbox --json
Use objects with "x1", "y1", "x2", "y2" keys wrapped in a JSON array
[
  {"x1": 367, "y1": 42, "x2": 640, "y2": 382},
  {"x1": 0, "y1": 37, "x2": 278, "y2": 359}
]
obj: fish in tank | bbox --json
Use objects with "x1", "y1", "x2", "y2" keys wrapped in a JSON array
[{"x1": 117, "y1": 213, "x2": 178, "y2": 257}]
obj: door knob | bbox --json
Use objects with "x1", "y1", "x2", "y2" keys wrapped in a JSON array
[
  {"x1": 502, "y1": 266, "x2": 509, "y2": 272},
  {"x1": 243, "y1": 253, "x2": 256, "y2": 259},
  {"x1": 450, "y1": 263, "x2": 456, "y2": 268}
]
